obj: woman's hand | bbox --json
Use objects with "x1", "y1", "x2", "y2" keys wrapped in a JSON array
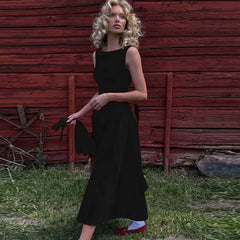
[
  {"x1": 67, "y1": 111, "x2": 83, "y2": 125},
  {"x1": 90, "y1": 93, "x2": 111, "y2": 110}
]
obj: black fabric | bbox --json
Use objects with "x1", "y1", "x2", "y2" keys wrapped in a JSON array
[
  {"x1": 77, "y1": 46, "x2": 148, "y2": 226},
  {"x1": 75, "y1": 119, "x2": 95, "y2": 156},
  {"x1": 51, "y1": 117, "x2": 68, "y2": 141},
  {"x1": 51, "y1": 118, "x2": 95, "y2": 155}
]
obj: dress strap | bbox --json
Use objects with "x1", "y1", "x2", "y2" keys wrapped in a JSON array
[{"x1": 124, "y1": 45, "x2": 133, "y2": 53}]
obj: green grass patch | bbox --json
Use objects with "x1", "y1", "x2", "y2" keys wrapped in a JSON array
[{"x1": 0, "y1": 165, "x2": 239, "y2": 240}]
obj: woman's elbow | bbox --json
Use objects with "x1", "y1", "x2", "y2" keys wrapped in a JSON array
[{"x1": 142, "y1": 92, "x2": 148, "y2": 101}]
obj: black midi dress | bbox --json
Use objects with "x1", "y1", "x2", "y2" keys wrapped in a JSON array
[{"x1": 77, "y1": 46, "x2": 148, "y2": 226}]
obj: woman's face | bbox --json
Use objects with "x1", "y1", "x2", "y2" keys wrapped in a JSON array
[{"x1": 107, "y1": 5, "x2": 127, "y2": 35}]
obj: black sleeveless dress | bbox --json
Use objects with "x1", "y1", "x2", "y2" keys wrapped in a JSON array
[{"x1": 77, "y1": 46, "x2": 148, "y2": 226}]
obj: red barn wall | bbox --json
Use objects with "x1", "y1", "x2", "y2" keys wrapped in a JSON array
[{"x1": 0, "y1": 0, "x2": 240, "y2": 166}]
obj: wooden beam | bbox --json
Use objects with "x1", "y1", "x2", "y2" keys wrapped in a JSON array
[
  {"x1": 68, "y1": 75, "x2": 75, "y2": 167},
  {"x1": 17, "y1": 105, "x2": 27, "y2": 125},
  {"x1": 164, "y1": 73, "x2": 173, "y2": 173}
]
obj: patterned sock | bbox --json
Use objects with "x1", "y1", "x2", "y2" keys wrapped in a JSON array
[{"x1": 128, "y1": 220, "x2": 145, "y2": 230}]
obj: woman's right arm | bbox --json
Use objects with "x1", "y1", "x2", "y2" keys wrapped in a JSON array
[{"x1": 67, "y1": 92, "x2": 98, "y2": 124}]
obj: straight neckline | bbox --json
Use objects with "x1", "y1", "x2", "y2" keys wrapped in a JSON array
[{"x1": 98, "y1": 47, "x2": 124, "y2": 53}]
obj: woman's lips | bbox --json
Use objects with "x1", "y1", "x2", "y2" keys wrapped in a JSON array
[{"x1": 113, "y1": 24, "x2": 121, "y2": 28}]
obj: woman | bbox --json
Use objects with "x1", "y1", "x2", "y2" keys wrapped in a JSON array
[{"x1": 67, "y1": 1, "x2": 148, "y2": 239}]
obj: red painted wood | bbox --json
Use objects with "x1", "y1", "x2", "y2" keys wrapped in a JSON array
[
  {"x1": 173, "y1": 97, "x2": 240, "y2": 107},
  {"x1": 134, "y1": 2, "x2": 240, "y2": 20},
  {"x1": 0, "y1": 74, "x2": 96, "y2": 88},
  {"x1": 139, "y1": 108, "x2": 165, "y2": 127},
  {"x1": 164, "y1": 73, "x2": 173, "y2": 172},
  {"x1": 0, "y1": 53, "x2": 92, "y2": 65},
  {"x1": 171, "y1": 129, "x2": 240, "y2": 149},
  {"x1": 68, "y1": 75, "x2": 76, "y2": 165},
  {"x1": 140, "y1": 37, "x2": 240, "y2": 49},
  {"x1": 0, "y1": 45, "x2": 94, "y2": 55},
  {"x1": 0, "y1": 27, "x2": 91, "y2": 38},
  {"x1": 1, "y1": 6, "x2": 101, "y2": 17},
  {"x1": 0, "y1": 36, "x2": 91, "y2": 46},
  {"x1": 142, "y1": 56, "x2": 240, "y2": 72},
  {"x1": 141, "y1": 148, "x2": 163, "y2": 165},
  {"x1": 139, "y1": 126, "x2": 164, "y2": 147},
  {"x1": 0, "y1": 65, "x2": 93, "y2": 73},
  {"x1": 141, "y1": 47, "x2": 240, "y2": 57},
  {"x1": 0, "y1": 0, "x2": 103, "y2": 9},
  {"x1": 172, "y1": 107, "x2": 240, "y2": 128},
  {"x1": 142, "y1": 20, "x2": 240, "y2": 37},
  {"x1": 0, "y1": 14, "x2": 96, "y2": 28}
]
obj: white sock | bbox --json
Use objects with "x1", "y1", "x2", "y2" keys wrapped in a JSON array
[{"x1": 128, "y1": 220, "x2": 145, "y2": 230}]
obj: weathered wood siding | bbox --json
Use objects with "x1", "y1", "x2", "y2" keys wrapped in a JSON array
[
  {"x1": 0, "y1": 0, "x2": 102, "y2": 163},
  {"x1": 0, "y1": 0, "x2": 240, "y2": 166},
  {"x1": 135, "y1": 1, "x2": 240, "y2": 165}
]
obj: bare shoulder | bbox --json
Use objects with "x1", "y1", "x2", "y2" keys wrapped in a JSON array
[
  {"x1": 126, "y1": 46, "x2": 140, "y2": 58},
  {"x1": 126, "y1": 46, "x2": 141, "y2": 68}
]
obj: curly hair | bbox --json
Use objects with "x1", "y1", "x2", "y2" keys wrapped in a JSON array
[{"x1": 91, "y1": 0, "x2": 143, "y2": 49}]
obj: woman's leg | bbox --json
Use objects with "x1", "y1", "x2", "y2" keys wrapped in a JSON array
[{"x1": 79, "y1": 224, "x2": 96, "y2": 240}]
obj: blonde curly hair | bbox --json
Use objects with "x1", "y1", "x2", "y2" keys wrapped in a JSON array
[{"x1": 91, "y1": 0, "x2": 143, "y2": 49}]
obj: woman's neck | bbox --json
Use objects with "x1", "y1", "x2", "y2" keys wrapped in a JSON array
[{"x1": 104, "y1": 34, "x2": 121, "y2": 51}]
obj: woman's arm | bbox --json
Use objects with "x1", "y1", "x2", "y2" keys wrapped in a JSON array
[
  {"x1": 67, "y1": 92, "x2": 98, "y2": 124},
  {"x1": 91, "y1": 47, "x2": 147, "y2": 110}
]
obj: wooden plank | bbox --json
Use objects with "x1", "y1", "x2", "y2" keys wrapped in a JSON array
[
  {"x1": 172, "y1": 107, "x2": 240, "y2": 128},
  {"x1": 144, "y1": 73, "x2": 166, "y2": 88},
  {"x1": 174, "y1": 87, "x2": 240, "y2": 98},
  {"x1": 140, "y1": 37, "x2": 240, "y2": 49},
  {"x1": 141, "y1": 148, "x2": 163, "y2": 166},
  {"x1": 173, "y1": 97, "x2": 240, "y2": 107},
  {"x1": 171, "y1": 129, "x2": 240, "y2": 148},
  {"x1": 142, "y1": 56, "x2": 240, "y2": 72},
  {"x1": 44, "y1": 150, "x2": 89, "y2": 164},
  {"x1": 0, "y1": 0, "x2": 103, "y2": 9},
  {"x1": 0, "y1": 36, "x2": 91, "y2": 46},
  {"x1": 134, "y1": 2, "x2": 240, "y2": 20},
  {"x1": 0, "y1": 89, "x2": 67, "y2": 99},
  {"x1": 164, "y1": 73, "x2": 173, "y2": 171},
  {"x1": 17, "y1": 105, "x2": 27, "y2": 125},
  {"x1": 173, "y1": 72, "x2": 240, "y2": 88},
  {"x1": 68, "y1": 75, "x2": 76, "y2": 165},
  {"x1": 142, "y1": 20, "x2": 240, "y2": 37},
  {"x1": 0, "y1": 14, "x2": 96, "y2": 28},
  {"x1": 1, "y1": 5, "x2": 100, "y2": 17},
  {"x1": 140, "y1": 47, "x2": 240, "y2": 57},
  {"x1": 0, "y1": 64, "x2": 93, "y2": 73},
  {"x1": 139, "y1": 126, "x2": 164, "y2": 147},
  {"x1": 0, "y1": 45, "x2": 94, "y2": 55},
  {"x1": 0, "y1": 28, "x2": 91, "y2": 38},
  {"x1": 145, "y1": 72, "x2": 240, "y2": 89},
  {"x1": 0, "y1": 98, "x2": 68, "y2": 108},
  {"x1": 0, "y1": 73, "x2": 96, "y2": 88},
  {"x1": 138, "y1": 108, "x2": 165, "y2": 127},
  {"x1": 170, "y1": 148, "x2": 204, "y2": 166},
  {"x1": 0, "y1": 53, "x2": 92, "y2": 65}
]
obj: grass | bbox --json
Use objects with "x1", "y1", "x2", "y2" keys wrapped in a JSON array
[{"x1": 0, "y1": 164, "x2": 239, "y2": 240}]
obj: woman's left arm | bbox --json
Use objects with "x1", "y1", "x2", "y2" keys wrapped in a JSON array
[{"x1": 92, "y1": 47, "x2": 147, "y2": 110}]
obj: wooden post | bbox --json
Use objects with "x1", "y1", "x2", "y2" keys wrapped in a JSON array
[
  {"x1": 68, "y1": 75, "x2": 76, "y2": 168},
  {"x1": 164, "y1": 73, "x2": 173, "y2": 173}
]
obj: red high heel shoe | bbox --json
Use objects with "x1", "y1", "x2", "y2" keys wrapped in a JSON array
[{"x1": 114, "y1": 224, "x2": 147, "y2": 236}]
